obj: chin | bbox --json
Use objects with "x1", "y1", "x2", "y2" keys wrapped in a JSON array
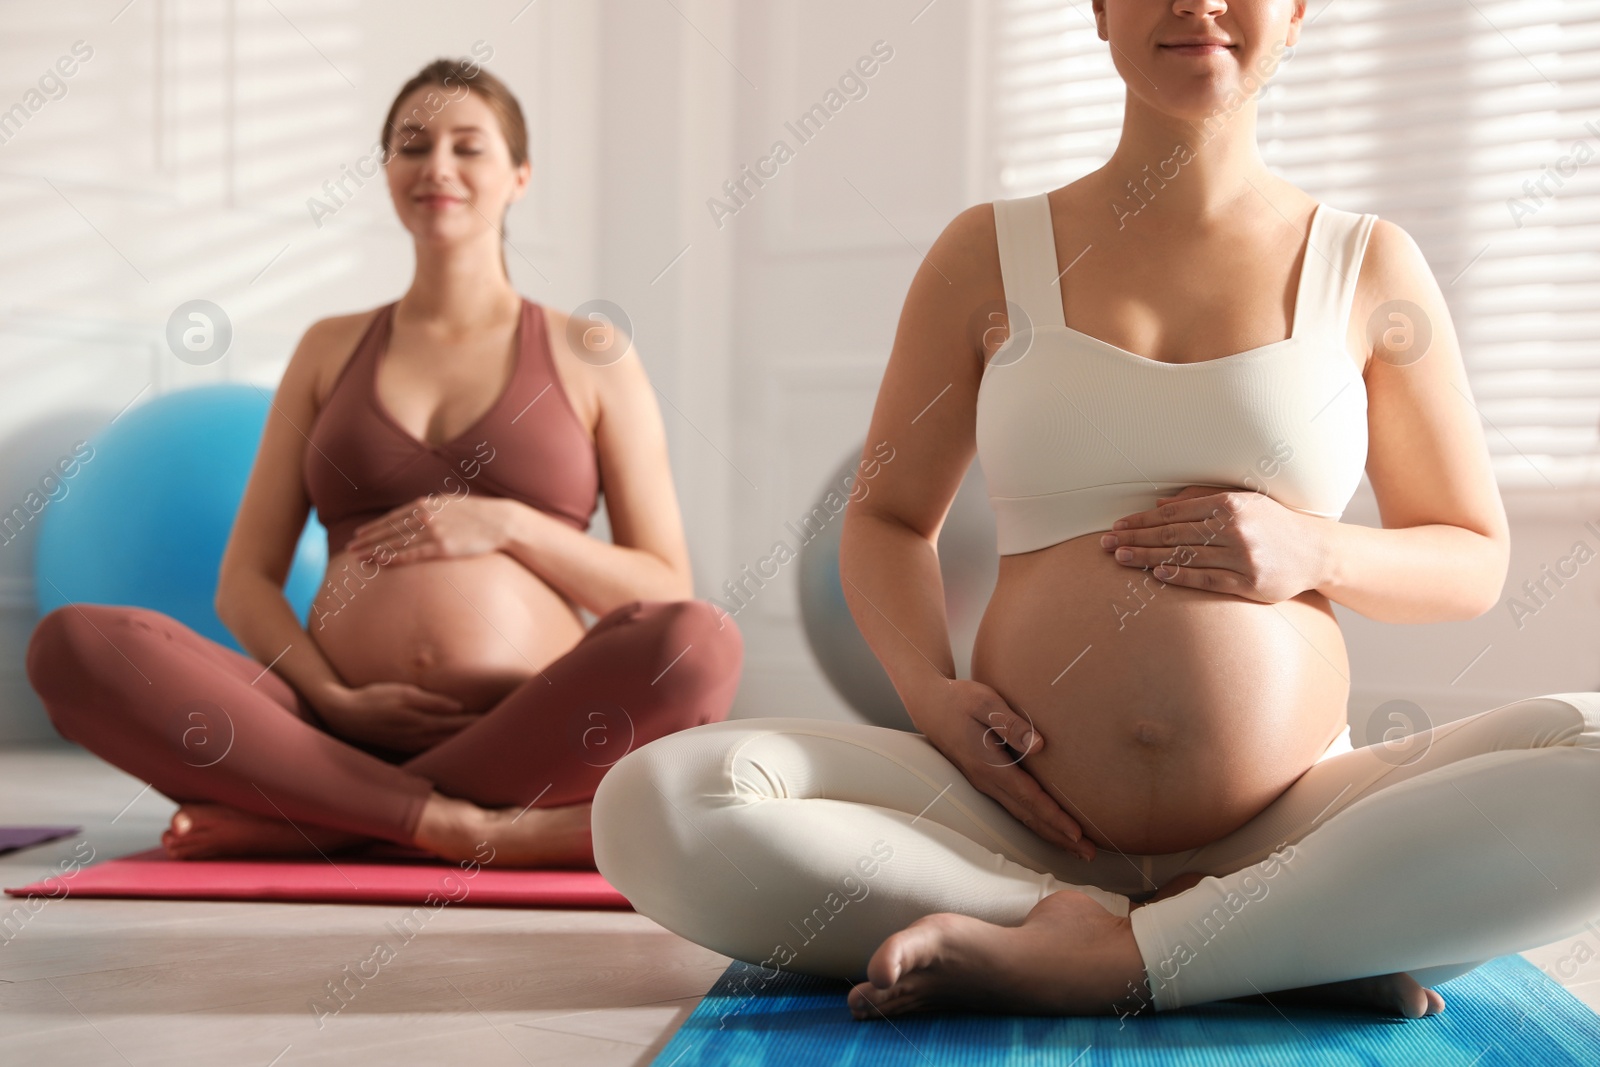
[
  {"x1": 409, "y1": 222, "x2": 477, "y2": 246},
  {"x1": 1148, "y1": 83, "x2": 1257, "y2": 122}
]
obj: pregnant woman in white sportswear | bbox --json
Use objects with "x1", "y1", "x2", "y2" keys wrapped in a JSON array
[{"x1": 594, "y1": 0, "x2": 1600, "y2": 1020}]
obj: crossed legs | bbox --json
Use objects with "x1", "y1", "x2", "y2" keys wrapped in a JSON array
[
  {"x1": 592, "y1": 692, "x2": 1600, "y2": 1015},
  {"x1": 26, "y1": 598, "x2": 742, "y2": 865}
]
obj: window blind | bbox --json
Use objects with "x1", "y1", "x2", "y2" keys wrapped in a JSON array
[{"x1": 989, "y1": 0, "x2": 1600, "y2": 490}]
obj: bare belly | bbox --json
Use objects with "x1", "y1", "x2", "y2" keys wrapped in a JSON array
[
  {"x1": 971, "y1": 534, "x2": 1349, "y2": 855},
  {"x1": 308, "y1": 549, "x2": 585, "y2": 713}
]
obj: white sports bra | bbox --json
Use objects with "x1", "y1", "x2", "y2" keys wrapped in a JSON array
[{"x1": 975, "y1": 192, "x2": 1377, "y2": 556}]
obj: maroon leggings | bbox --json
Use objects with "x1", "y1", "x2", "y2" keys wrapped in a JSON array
[{"x1": 25, "y1": 599, "x2": 742, "y2": 844}]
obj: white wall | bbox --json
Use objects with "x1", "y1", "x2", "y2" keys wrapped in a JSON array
[
  {"x1": 3, "y1": 0, "x2": 1595, "y2": 743},
  {"x1": 680, "y1": 0, "x2": 989, "y2": 722}
]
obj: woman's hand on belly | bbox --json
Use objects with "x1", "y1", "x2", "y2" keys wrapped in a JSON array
[
  {"x1": 1102, "y1": 484, "x2": 1330, "y2": 604},
  {"x1": 976, "y1": 534, "x2": 1350, "y2": 854},
  {"x1": 344, "y1": 495, "x2": 516, "y2": 566},
  {"x1": 910, "y1": 677, "x2": 1096, "y2": 860},
  {"x1": 317, "y1": 680, "x2": 483, "y2": 755}
]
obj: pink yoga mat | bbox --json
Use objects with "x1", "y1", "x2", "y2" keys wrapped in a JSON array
[{"x1": 3, "y1": 846, "x2": 633, "y2": 909}]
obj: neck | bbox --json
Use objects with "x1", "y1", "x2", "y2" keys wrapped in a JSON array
[
  {"x1": 400, "y1": 231, "x2": 519, "y2": 329},
  {"x1": 1095, "y1": 90, "x2": 1274, "y2": 226}
]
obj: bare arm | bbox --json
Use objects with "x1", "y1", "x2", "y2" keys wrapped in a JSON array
[
  {"x1": 837, "y1": 213, "x2": 984, "y2": 709},
  {"x1": 839, "y1": 203, "x2": 1091, "y2": 856},
  {"x1": 497, "y1": 308, "x2": 693, "y2": 615},
  {"x1": 1314, "y1": 219, "x2": 1510, "y2": 622},
  {"x1": 214, "y1": 315, "x2": 372, "y2": 713}
]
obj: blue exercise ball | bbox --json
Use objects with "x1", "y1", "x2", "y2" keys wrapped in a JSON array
[{"x1": 34, "y1": 383, "x2": 327, "y2": 652}]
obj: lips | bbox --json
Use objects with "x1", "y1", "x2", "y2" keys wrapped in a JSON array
[{"x1": 1160, "y1": 39, "x2": 1234, "y2": 54}]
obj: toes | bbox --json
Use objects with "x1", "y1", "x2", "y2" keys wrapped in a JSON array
[
  {"x1": 161, "y1": 828, "x2": 206, "y2": 860},
  {"x1": 864, "y1": 935, "x2": 911, "y2": 991},
  {"x1": 869, "y1": 985, "x2": 936, "y2": 1018},
  {"x1": 1392, "y1": 974, "x2": 1434, "y2": 1020},
  {"x1": 848, "y1": 983, "x2": 891, "y2": 1020},
  {"x1": 847, "y1": 981, "x2": 874, "y2": 1015},
  {"x1": 866, "y1": 917, "x2": 954, "y2": 991},
  {"x1": 849, "y1": 974, "x2": 907, "y2": 1012},
  {"x1": 848, "y1": 977, "x2": 931, "y2": 1020},
  {"x1": 851, "y1": 995, "x2": 903, "y2": 1020}
]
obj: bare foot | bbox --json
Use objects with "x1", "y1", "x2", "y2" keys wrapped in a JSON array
[
  {"x1": 1136, "y1": 871, "x2": 1445, "y2": 1019},
  {"x1": 847, "y1": 889, "x2": 1146, "y2": 1019},
  {"x1": 161, "y1": 803, "x2": 369, "y2": 860},
  {"x1": 1243, "y1": 974, "x2": 1445, "y2": 1019},
  {"x1": 410, "y1": 792, "x2": 594, "y2": 868}
]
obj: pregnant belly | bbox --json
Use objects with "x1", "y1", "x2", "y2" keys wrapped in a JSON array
[
  {"x1": 971, "y1": 535, "x2": 1350, "y2": 855},
  {"x1": 308, "y1": 548, "x2": 586, "y2": 712}
]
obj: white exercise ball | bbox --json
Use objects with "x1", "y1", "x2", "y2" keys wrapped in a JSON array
[{"x1": 798, "y1": 442, "x2": 998, "y2": 730}]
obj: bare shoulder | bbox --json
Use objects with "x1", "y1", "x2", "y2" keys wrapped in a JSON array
[
  {"x1": 897, "y1": 200, "x2": 1009, "y2": 331},
  {"x1": 1350, "y1": 215, "x2": 1446, "y2": 373},
  {"x1": 1361, "y1": 216, "x2": 1433, "y2": 295},
  {"x1": 290, "y1": 308, "x2": 384, "y2": 408},
  {"x1": 930, "y1": 201, "x2": 1005, "y2": 291},
  {"x1": 940, "y1": 199, "x2": 1000, "y2": 246},
  {"x1": 538, "y1": 304, "x2": 611, "y2": 436},
  {"x1": 933, "y1": 184, "x2": 1093, "y2": 298},
  {"x1": 303, "y1": 308, "x2": 380, "y2": 348}
]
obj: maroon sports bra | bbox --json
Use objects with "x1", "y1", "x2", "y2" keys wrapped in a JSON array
[{"x1": 303, "y1": 298, "x2": 600, "y2": 557}]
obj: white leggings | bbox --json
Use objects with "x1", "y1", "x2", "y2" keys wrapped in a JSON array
[{"x1": 592, "y1": 692, "x2": 1600, "y2": 1011}]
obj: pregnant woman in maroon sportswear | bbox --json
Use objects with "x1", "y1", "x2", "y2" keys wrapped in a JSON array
[{"x1": 25, "y1": 59, "x2": 743, "y2": 868}]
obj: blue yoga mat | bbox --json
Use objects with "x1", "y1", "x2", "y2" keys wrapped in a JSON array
[{"x1": 652, "y1": 955, "x2": 1600, "y2": 1066}]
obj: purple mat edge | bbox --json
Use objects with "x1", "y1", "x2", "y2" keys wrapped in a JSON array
[{"x1": 0, "y1": 825, "x2": 82, "y2": 854}]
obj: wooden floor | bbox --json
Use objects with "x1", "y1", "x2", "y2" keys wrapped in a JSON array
[
  {"x1": 3, "y1": 744, "x2": 1598, "y2": 1067},
  {"x1": 0, "y1": 744, "x2": 731, "y2": 1066}
]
